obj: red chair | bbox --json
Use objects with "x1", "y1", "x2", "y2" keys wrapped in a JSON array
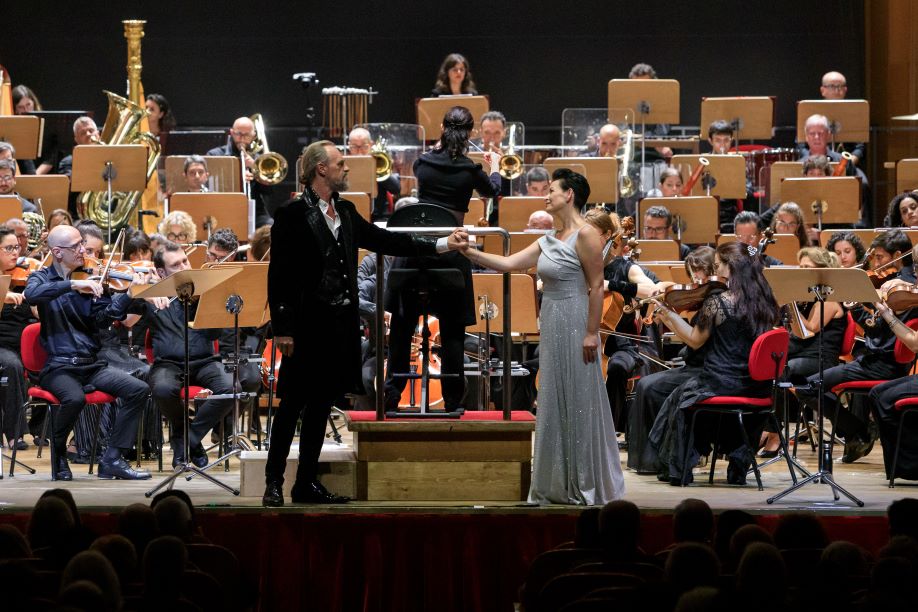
[
  {"x1": 828, "y1": 318, "x2": 918, "y2": 457},
  {"x1": 888, "y1": 396, "x2": 918, "y2": 488},
  {"x1": 18, "y1": 323, "x2": 117, "y2": 480},
  {"x1": 680, "y1": 328, "x2": 791, "y2": 490}
]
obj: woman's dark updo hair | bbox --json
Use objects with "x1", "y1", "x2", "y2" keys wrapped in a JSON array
[
  {"x1": 433, "y1": 53, "x2": 477, "y2": 95},
  {"x1": 551, "y1": 168, "x2": 591, "y2": 212},
  {"x1": 439, "y1": 106, "x2": 474, "y2": 160}
]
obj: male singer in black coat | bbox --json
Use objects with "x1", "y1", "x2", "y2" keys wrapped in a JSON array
[{"x1": 263, "y1": 140, "x2": 466, "y2": 506}]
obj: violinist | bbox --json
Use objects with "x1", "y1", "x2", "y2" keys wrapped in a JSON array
[
  {"x1": 868, "y1": 279, "x2": 918, "y2": 481},
  {"x1": 0, "y1": 227, "x2": 38, "y2": 451},
  {"x1": 124, "y1": 229, "x2": 153, "y2": 262},
  {"x1": 758, "y1": 247, "x2": 847, "y2": 458},
  {"x1": 75, "y1": 221, "x2": 105, "y2": 259},
  {"x1": 826, "y1": 231, "x2": 866, "y2": 268},
  {"x1": 583, "y1": 208, "x2": 657, "y2": 437},
  {"x1": 5, "y1": 218, "x2": 30, "y2": 255},
  {"x1": 647, "y1": 241, "x2": 780, "y2": 485},
  {"x1": 628, "y1": 246, "x2": 717, "y2": 473},
  {"x1": 23, "y1": 225, "x2": 153, "y2": 481},
  {"x1": 796, "y1": 230, "x2": 916, "y2": 464},
  {"x1": 865, "y1": 229, "x2": 915, "y2": 284},
  {"x1": 734, "y1": 212, "x2": 783, "y2": 266},
  {"x1": 144, "y1": 241, "x2": 234, "y2": 468}
]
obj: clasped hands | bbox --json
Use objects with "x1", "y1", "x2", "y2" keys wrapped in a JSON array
[{"x1": 446, "y1": 228, "x2": 472, "y2": 253}]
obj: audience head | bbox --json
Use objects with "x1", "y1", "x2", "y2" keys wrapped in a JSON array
[
  {"x1": 821, "y1": 540, "x2": 869, "y2": 578},
  {"x1": 143, "y1": 535, "x2": 188, "y2": 601},
  {"x1": 773, "y1": 513, "x2": 829, "y2": 550},
  {"x1": 28, "y1": 495, "x2": 76, "y2": 550},
  {"x1": 39, "y1": 488, "x2": 82, "y2": 527},
  {"x1": 118, "y1": 503, "x2": 157, "y2": 559},
  {"x1": 574, "y1": 507, "x2": 601, "y2": 549},
  {"x1": 826, "y1": 231, "x2": 866, "y2": 268},
  {"x1": 152, "y1": 496, "x2": 194, "y2": 543},
  {"x1": 0, "y1": 524, "x2": 32, "y2": 559},
  {"x1": 61, "y1": 550, "x2": 121, "y2": 612},
  {"x1": 736, "y1": 542, "x2": 786, "y2": 604},
  {"x1": 598, "y1": 500, "x2": 641, "y2": 560},
  {"x1": 151, "y1": 490, "x2": 198, "y2": 536},
  {"x1": 712, "y1": 510, "x2": 756, "y2": 566},
  {"x1": 665, "y1": 542, "x2": 720, "y2": 595},
  {"x1": 673, "y1": 498, "x2": 714, "y2": 544},
  {"x1": 91, "y1": 534, "x2": 138, "y2": 589},
  {"x1": 888, "y1": 498, "x2": 918, "y2": 540},
  {"x1": 729, "y1": 524, "x2": 774, "y2": 569}
]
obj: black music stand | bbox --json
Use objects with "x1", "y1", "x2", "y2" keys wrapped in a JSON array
[
  {"x1": 763, "y1": 267, "x2": 878, "y2": 507},
  {"x1": 133, "y1": 268, "x2": 243, "y2": 498},
  {"x1": 385, "y1": 204, "x2": 464, "y2": 419},
  {"x1": 71, "y1": 144, "x2": 147, "y2": 244}
]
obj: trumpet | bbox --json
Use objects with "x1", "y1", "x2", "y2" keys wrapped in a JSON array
[
  {"x1": 498, "y1": 124, "x2": 523, "y2": 180},
  {"x1": 371, "y1": 138, "x2": 393, "y2": 182},
  {"x1": 247, "y1": 113, "x2": 288, "y2": 185}
]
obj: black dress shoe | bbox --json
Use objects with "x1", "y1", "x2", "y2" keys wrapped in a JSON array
[
  {"x1": 190, "y1": 445, "x2": 208, "y2": 469},
  {"x1": 98, "y1": 457, "x2": 152, "y2": 480},
  {"x1": 262, "y1": 482, "x2": 284, "y2": 507},
  {"x1": 841, "y1": 437, "x2": 874, "y2": 464},
  {"x1": 55, "y1": 456, "x2": 73, "y2": 481},
  {"x1": 757, "y1": 447, "x2": 780, "y2": 459},
  {"x1": 291, "y1": 481, "x2": 350, "y2": 504}
]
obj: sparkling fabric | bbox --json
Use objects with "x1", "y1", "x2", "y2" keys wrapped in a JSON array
[{"x1": 529, "y1": 228, "x2": 625, "y2": 505}]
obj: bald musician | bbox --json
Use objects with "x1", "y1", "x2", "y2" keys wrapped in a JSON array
[
  {"x1": 347, "y1": 127, "x2": 401, "y2": 221},
  {"x1": 819, "y1": 71, "x2": 865, "y2": 166},
  {"x1": 207, "y1": 117, "x2": 274, "y2": 228},
  {"x1": 581, "y1": 124, "x2": 621, "y2": 158},
  {"x1": 24, "y1": 225, "x2": 152, "y2": 481}
]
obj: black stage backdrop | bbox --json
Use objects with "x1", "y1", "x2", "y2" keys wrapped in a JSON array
[{"x1": 5, "y1": 0, "x2": 864, "y2": 136}]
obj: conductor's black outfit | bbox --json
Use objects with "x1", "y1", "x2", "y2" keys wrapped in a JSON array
[
  {"x1": 383, "y1": 149, "x2": 500, "y2": 411},
  {"x1": 265, "y1": 187, "x2": 438, "y2": 500}
]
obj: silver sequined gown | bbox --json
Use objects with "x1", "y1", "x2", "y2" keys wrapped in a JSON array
[{"x1": 529, "y1": 228, "x2": 625, "y2": 505}]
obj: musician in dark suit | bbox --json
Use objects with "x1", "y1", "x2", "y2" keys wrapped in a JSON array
[
  {"x1": 207, "y1": 117, "x2": 274, "y2": 228},
  {"x1": 383, "y1": 106, "x2": 501, "y2": 414},
  {"x1": 263, "y1": 140, "x2": 467, "y2": 507}
]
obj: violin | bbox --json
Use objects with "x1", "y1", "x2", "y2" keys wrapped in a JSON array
[
  {"x1": 10, "y1": 256, "x2": 44, "y2": 288},
  {"x1": 881, "y1": 284, "x2": 918, "y2": 312},
  {"x1": 628, "y1": 276, "x2": 729, "y2": 315},
  {"x1": 71, "y1": 256, "x2": 152, "y2": 292}
]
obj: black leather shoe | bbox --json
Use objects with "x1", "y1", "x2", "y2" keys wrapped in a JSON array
[
  {"x1": 98, "y1": 457, "x2": 152, "y2": 480},
  {"x1": 291, "y1": 481, "x2": 350, "y2": 504},
  {"x1": 841, "y1": 437, "x2": 874, "y2": 464},
  {"x1": 55, "y1": 456, "x2": 73, "y2": 481},
  {"x1": 190, "y1": 445, "x2": 208, "y2": 469},
  {"x1": 262, "y1": 482, "x2": 284, "y2": 507}
]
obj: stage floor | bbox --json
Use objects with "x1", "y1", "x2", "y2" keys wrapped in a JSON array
[{"x1": 1, "y1": 422, "x2": 912, "y2": 516}]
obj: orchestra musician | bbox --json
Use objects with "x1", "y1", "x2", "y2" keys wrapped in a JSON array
[
  {"x1": 628, "y1": 63, "x2": 672, "y2": 160},
  {"x1": 10, "y1": 85, "x2": 52, "y2": 175},
  {"x1": 158, "y1": 211, "x2": 196, "y2": 244},
  {"x1": 526, "y1": 210, "x2": 553, "y2": 231},
  {"x1": 826, "y1": 231, "x2": 867, "y2": 268},
  {"x1": 144, "y1": 93, "x2": 176, "y2": 141},
  {"x1": 347, "y1": 127, "x2": 401, "y2": 221},
  {"x1": 263, "y1": 139, "x2": 466, "y2": 507},
  {"x1": 4, "y1": 218, "x2": 30, "y2": 255},
  {"x1": 733, "y1": 211, "x2": 782, "y2": 266},
  {"x1": 642, "y1": 205, "x2": 691, "y2": 259},
  {"x1": 145, "y1": 241, "x2": 234, "y2": 468},
  {"x1": 57, "y1": 117, "x2": 100, "y2": 177},
  {"x1": 818, "y1": 71, "x2": 866, "y2": 166},
  {"x1": 525, "y1": 167, "x2": 550, "y2": 197},
  {"x1": 23, "y1": 225, "x2": 153, "y2": 481},
  {"x1": 182, "y1": 155, "x2": 210, "y2": 192},
  {"x1": 768, "y1": 202, "x2": 813, "y2": 248},
  {"x1": 0, "y1": 160, "x2": 39, "y2": 214},
  {"x1": 648, "y1": 241, "x2": 781, "y2": 485},
  {"x1": 75, "y1": 221, "x2": 105, "y2": 259},
  {"x1": 646, "y1": 167, "x2": 683, "y2": 198},
  {"x1": 383, "y1": 107, "x2": 501, "y2": 416},
  {"x1": 0, "y1": 227, "x2": 37, "y2": 451},
  {"x1": 628, "y1": 246, "x2": 716, "y2": 473},
  {"x1": 430, "y1": 53, "x2": 477, "y2": 96},
  {"x1": 796, "y1": 229, "x2": 915, "y2": 464},
  {"x1": 581, "y1": 124, "x2": 621, "y2": 158},
  {"x1": 885, "y1": 191, "x2": 918, "y2": 228},
  {"x1": 207, "y1": 117, "x2": 273, "y2": 228},
  {"x1": 0, "y1": 142, "x2": 34, "y2": 177},
  {"x1": 706, "y1": 120, "x2": 735, "y2": 155},
  {"x1": 123, "y1": 230, "x2": 152, "y2": 262}
]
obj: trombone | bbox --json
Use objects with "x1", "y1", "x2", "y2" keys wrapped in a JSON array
[
  {"x1": 371, "y1": 137, "x2": 393, "y2": 182},
  {"x1": 247, "y1": 113, "x2": 289, "y2": 185},
  {"x1": 616, "y1": 129, "x2": 635, "y2": 197}
]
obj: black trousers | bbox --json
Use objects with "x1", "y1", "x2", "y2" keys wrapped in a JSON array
[
  {"x1": 606, "y1": 348, "x2": 641, "y2": 434},
  {"x1": 869, "y1": 375, "x2": 918, "y2": 479},
  {"x1": 265, "y1": 382, "x2": 337, "y2": 486},
  {"x1": 40, "y1": 362, "x2": 149, "y2": 454},
  {"x1": 797, "y1": 356, "x2": 907, "y2": 443},
  {"x1": 385, "y1": 307, "x2": 465, "y2": 410},
  {"x1": 150, "y1": 358, "x2": 233, "y2": 450}
]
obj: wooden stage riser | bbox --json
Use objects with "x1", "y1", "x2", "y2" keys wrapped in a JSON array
[
  {"x1": 358, "y1": 461, "x2": 531, "y2": 501},
  {"x1": 355, "y1": 432, "x2": 532, "y2": 461}
]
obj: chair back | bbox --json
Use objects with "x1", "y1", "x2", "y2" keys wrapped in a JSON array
[
  {"x1": 748, "y1": 328, "x2": 790, "y2": 381},
  {"x1": 20, "y1": 322, "x2": 47, "y2": 374},
  {"x1": 144, "y1": 329, "x2": 154, "y2": 363},
  {"x1": 840, "y1": 312, "x2": 857, "y2": 357},
  {"x1": 894, "y1": 319, "x2": 918, "y2": 364}
]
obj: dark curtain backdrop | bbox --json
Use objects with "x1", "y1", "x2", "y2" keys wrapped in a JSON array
[{"x1": 5, "y1": 0, "x2": 864, "y2": 136}]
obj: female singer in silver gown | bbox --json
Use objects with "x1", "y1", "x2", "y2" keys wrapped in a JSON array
[{"x1": 459, "y1": 168, "x2": 624, "y2": 505}]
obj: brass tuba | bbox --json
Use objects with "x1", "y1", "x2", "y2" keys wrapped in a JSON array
[
  {"x1": 371, "y1": 137, "x2": 393, "y2": 181},
  {"x1": 248, "y1": 113, "x2": 288, "y2": 185},
  {"x1": 76, "y1": 90, "x2": 161, "y2": 233}
]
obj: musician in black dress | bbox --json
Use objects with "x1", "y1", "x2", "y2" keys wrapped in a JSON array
[
  {"x1": 263, "y1": 140, "x2": 466, "y2": 506},
  {"x1": 383, "y1": 106, "x2": 500, "y2": 413},
  {"x1": 430, "y1": 53, "x2": 477, "y2": 96}
]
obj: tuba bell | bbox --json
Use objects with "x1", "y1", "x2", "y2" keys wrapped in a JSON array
[
  {"x1": 498, "y1": 124, "x2": 523, "y2": 180},
  {"x1": 76, "y1": 90, "x2": 161, "y2": 233},
  {"x1": 371, "y1": 137, "x2": 393, "y2": 182},
  {"x1": 248, "y1": 113, "x2": 288, "y2": 185}
]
